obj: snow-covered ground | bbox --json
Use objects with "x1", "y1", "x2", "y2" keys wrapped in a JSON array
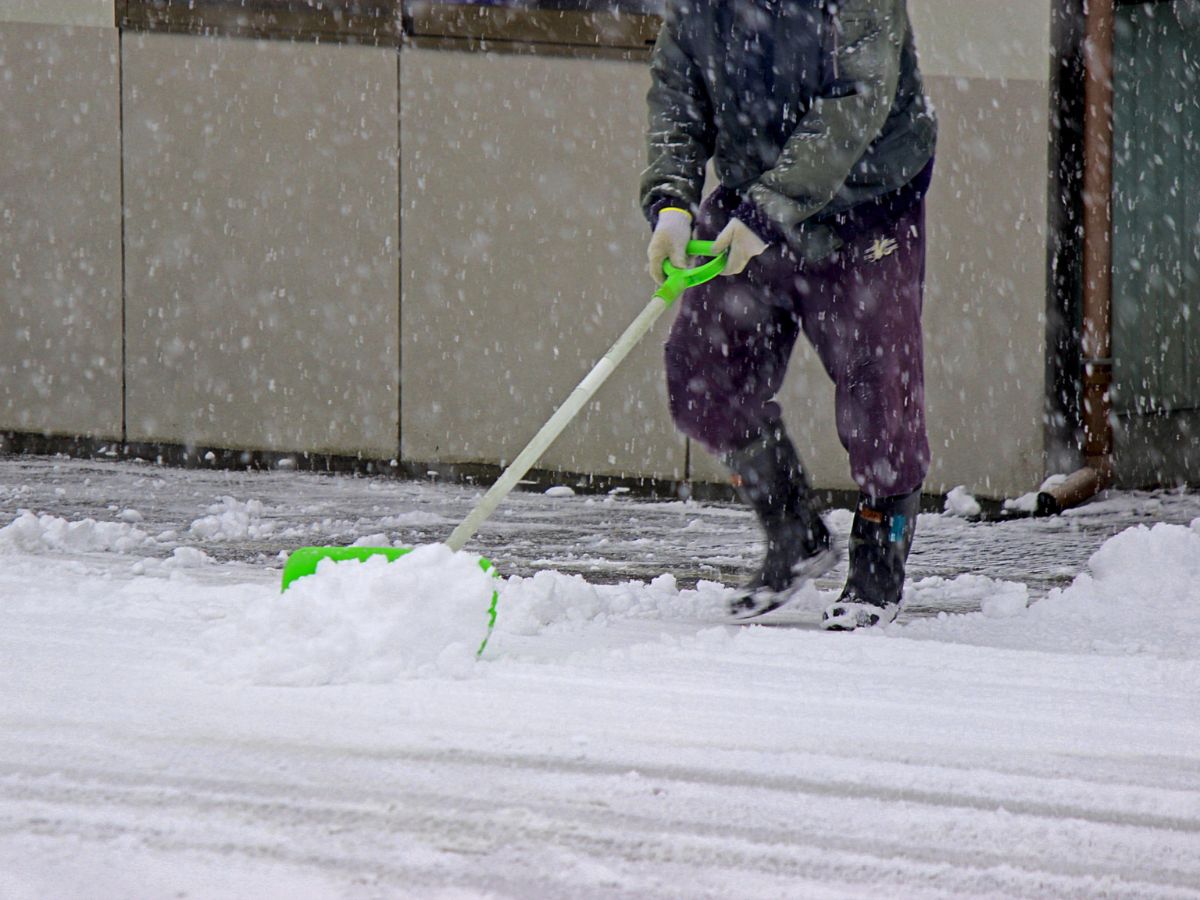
[{"x1": 2, "y1": 455, "x2": 1199, "y2": 898}]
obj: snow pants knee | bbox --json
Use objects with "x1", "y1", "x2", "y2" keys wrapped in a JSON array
[{"x1": 664, "y1": 173, "x2": 932, "y2": 499}]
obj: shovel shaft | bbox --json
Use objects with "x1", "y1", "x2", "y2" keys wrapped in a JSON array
[
  {"x1": 445, "y1": 294, "x2": 669, "y2": 552},
  {"x1": 279, "y1": 244, "x2": 724, "y2": 657}
]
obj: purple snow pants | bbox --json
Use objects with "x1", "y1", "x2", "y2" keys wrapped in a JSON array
[{"x1": 665, "y1": 167, "x2": 932, "y2": 499}]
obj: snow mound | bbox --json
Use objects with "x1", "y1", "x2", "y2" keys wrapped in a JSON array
[
  {"x1": 1030, "y1": 521, "x2": 1200, "y2": 654},
  {"x1": 0, "y1": 510, "x2": 154, "y2": 554},
  {"x1": 900, "y1": 521, "x2": 1200, "y2": 657},
  {"x1": 499, "y1": 570, "x2": 604, "y2": 635},
  {"x1": 905, "y1": 574, "x2": 1029, "y2": 618},
  {"x1": 497, "y1": 571, "x2": 730, "y2": 636},
  {"x1": 210, "y1": 544, "x2": 496, "y2": 684},
  {"x1": 189, "y1": 497, "x2": 275, "y2": 541}
]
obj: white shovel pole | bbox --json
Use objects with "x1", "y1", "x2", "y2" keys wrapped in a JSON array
[{"x1": 444, "y1": 242, "x2": 725, "y2": 553}]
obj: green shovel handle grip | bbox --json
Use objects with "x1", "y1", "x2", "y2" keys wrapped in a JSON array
[{"x1": 655, "y1": 240, "x2": 728, "y2": 305}]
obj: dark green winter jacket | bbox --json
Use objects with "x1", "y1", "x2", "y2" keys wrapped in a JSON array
[{"x1": 641, "y1": 0, "x2": 936, "y2": 257}]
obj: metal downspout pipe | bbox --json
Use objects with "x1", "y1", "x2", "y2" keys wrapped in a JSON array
[{"x1": 1038, "y1": 0, "x2": 1118, "y2": 515}]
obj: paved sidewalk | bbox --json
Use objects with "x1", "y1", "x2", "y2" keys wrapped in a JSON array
[{"x1": 3, "y1": 453, "x2": 1197, "y2": 607}]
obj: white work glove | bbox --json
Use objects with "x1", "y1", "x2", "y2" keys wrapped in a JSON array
[
  {"x1": 712, "y1": 217, "x2": 769, "y2": 276},
  {"x1": 647, "y1": 207, "x2": 693, "y2": 284}
]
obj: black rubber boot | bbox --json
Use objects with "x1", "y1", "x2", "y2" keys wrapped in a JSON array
[
  {"x1": 822, "y1": 489, "x2": 921, "y2": 630},
  {"x1": 724, "y1": 427, "x2": 837, "y2": 620}
]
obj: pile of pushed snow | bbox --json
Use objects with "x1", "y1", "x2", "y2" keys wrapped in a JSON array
[
  {"x1": 905, "y1": 573, "x2": 1030, "y2": 619},
  {"x1": 189, "y1": 497, "x2": 274, "y2": 541},
  {"x1": 210, "y1": 544, "x2": 497, "y2": 684},
  {"x1": 210, "y1": 551, "x2": 736, "y2": 683},
  {"x1": 497, "y1": 571, "x2": 729, "y2": 636},
  {"x1": 900, "y1": 520, "x2": 1200, "y2": 657},
  {"x1": 0, "y1": 510, "x2": 153, "y2": 554},
  {"x1": 498, "y1": 570, "x2": 604, "y2": 635}
]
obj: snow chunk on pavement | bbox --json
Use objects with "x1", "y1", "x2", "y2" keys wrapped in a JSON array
[
  {"x1": 1004, "y1": 473, "x2": 1069, "y2": 514},
  {"x1": 826, "y1": 507, "x2": 855, "y2": 533},
  {"x1": 164, "y1": 546, "x2": 213, "y2": 569},
  {"x1": 0, "y1": 510, "x2": 153, "y2": 554},
  {"x1": 943, "y1": 486, "x2": 981, "y2": 518},
  {"x1": 189, "y1": 497, "x2": 275, "y2": 541},
  {"x1": 210, "y1": 543, "x2": 495, "y2": 684}
]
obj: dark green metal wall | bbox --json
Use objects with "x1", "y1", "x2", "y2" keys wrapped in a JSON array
[{"x1": 1112, "y1": 0, "x2": 1200, "y2": 414}]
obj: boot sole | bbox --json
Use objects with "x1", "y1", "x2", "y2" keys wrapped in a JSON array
[
  {"x1": 727, "y1": 546, "x2": 840, "y2": 621},
  {"x1": 820, "y1": 600, "x2": 900, "y2": 631}
]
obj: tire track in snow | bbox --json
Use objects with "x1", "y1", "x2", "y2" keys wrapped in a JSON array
[{"x1": 2, "y1": 757, "x2": 1198, "y2": 898}]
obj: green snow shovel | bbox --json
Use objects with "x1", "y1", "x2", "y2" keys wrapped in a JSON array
[{"x1": 281, "y1": 240, "x2": 727, "y2": 656}]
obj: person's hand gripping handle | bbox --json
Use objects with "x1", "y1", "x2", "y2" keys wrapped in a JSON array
[{"x1": 647, "y1": 207, "x2": 694, "y2": 285}]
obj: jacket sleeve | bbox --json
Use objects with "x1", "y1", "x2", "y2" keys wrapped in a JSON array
[
  {"x1": 640, "y1": 23, "x2": 715, "y2": 226},
  {"x1": 737, "y1": 0, "x2": 905, "y2": 240}
]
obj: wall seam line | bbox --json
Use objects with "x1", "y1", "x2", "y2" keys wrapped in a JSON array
[
  {"x1": 396, "y1": 45, "x2": 403, "y2": 461},
  {"x1": 117, "y1": 26, "x2": 128, "y2": 444}
]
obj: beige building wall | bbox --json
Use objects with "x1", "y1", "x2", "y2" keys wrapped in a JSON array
[
  {"x1": 916, "y1": 0, "x2": 1053, "y2": 498},
  {"x1": 400, "y1": 48, "x2": 685, "y2": 481},
  {"x1": 687, "y1": 0, "x2": 1054, "y2": 499},
  {"x1": 920, "y1": 75, "x2": 1050, "y2": 498},
  {"x1": 0, "y1": 20, "x2": 123, "y2": 438},
  {"x1": 0, "y1": 0, "x2": 112, "y2": 28},
  {"x1": 1, "y1": 2, "x2": 1057, "y2": 499},
  {"x1": 122, "y1": 34, "x2": 400, "y2": 456}
]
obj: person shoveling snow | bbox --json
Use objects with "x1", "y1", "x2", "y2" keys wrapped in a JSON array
[
  {"x1": 642, "y1": 0, "x2": 937, "y2": 629},
  {"x1": 285, "y1": 0, "x2": 939, "y2": 641}
]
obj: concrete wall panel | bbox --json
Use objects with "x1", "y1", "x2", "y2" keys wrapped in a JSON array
[
  {"x1": 0, "y1": 1, "x2": 112, "y2": 28},
  {"x1": 689, "y1": 75, "x2": 1050, "y2": 500},
  {"x1": 910, "y1": 0, "x2": 1052, "y2": 81},
  {"x1": 920, "y1": 75, "x2": 1050, "y2": 498},
  {"x1": 0, "y1": 22, "x2": 122, "y2": 437},
  {"x1": 400, "y1": 49, "x2": 685, "y2": 481},
  {"x1": 123, "y1": 34, "x2": 399, "y2": 456}
]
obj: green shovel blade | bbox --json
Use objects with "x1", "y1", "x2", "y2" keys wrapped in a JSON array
[{"x1": 280, "y1": 545, "x2": 501, "y2": 657}]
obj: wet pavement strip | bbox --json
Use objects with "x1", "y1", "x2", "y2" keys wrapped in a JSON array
[{"x1": 2, "y1": 453, "x2": 1198, "y2": 609}]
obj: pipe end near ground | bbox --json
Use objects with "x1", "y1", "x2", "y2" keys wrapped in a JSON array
[{"x1": 1035, "y1": 462, "x2": 1116, "y2": 517}]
